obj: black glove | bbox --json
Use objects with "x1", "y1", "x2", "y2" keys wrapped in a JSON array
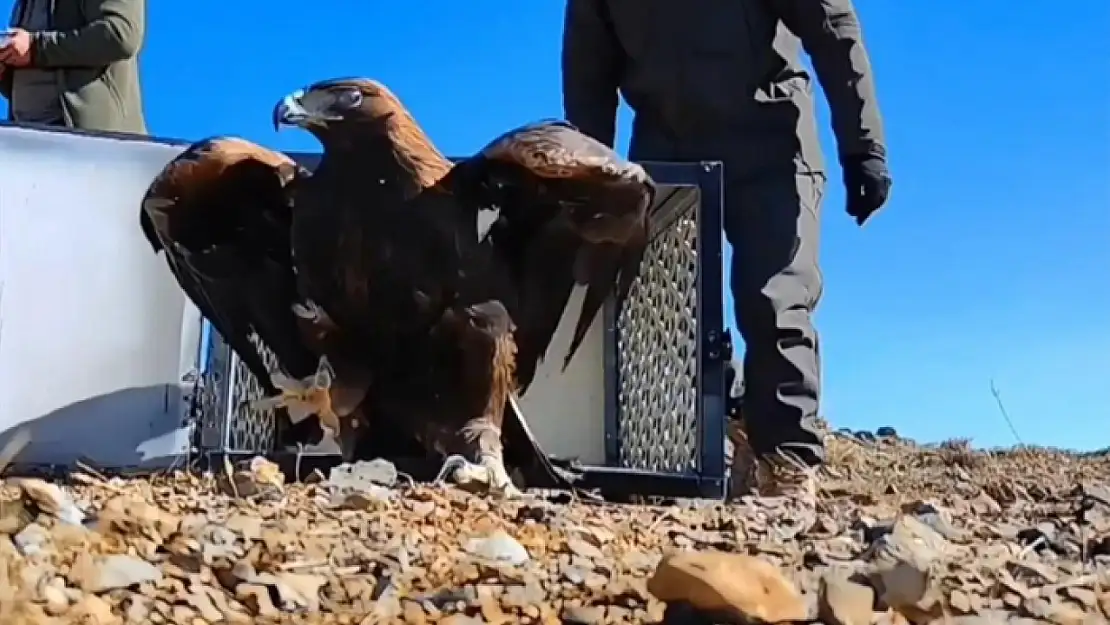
[{"x1": 842, "y1": 155, "x2": 892, "y2": 226}]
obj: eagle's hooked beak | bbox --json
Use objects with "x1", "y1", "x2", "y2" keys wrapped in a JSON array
[{"x1": 272, "y1": 89, "x2": 310, "y2": 131}]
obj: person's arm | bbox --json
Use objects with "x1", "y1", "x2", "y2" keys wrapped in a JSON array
[
  {"x1": 771, "y1": 0, "x2": 886, "y2": 161},
  {"x1": 561, "y1": 0, "x2": 623, "y2": 148},
  {"x1": 31, "y1": 0, "x2": 144, "y2": 68}
]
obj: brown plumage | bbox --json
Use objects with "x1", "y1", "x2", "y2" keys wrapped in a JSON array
[
  {"x1": 462, "y1": 119, "x2": 654, "y2": 391},
  {"x1": 273, "y1": 78, "x2": 655, "y2": 494},
  {"x1": 138, "y1": 137, "x2": 372, "y2": 455}
]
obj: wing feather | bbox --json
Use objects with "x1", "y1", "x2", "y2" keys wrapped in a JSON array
[
  {"x1": 511, "y1": 224, "x2": 579, "y2": 393},
  {"x1": 140, "y1": 136, "x2": 317, "y2": 388},
  {"x1": 479, "y1": 119, "x2": 650, "y2": 185},
  {"x1": 475, "y1": 120, "x2": 656, "y2": 387},
  {"x1": 563, "y1": 232, "x2": 647, "y2": 370}
]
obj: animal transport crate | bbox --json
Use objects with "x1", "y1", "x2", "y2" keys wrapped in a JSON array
[{"x1": 193, "y1": 157, "x2": 731, "y2": 500}]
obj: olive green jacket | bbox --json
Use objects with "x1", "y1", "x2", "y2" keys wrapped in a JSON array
[{"x1": 1, "y1": 0, "x2": 147, "y2": 134}]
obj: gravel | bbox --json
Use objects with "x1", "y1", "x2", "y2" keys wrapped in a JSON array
[{"x1": 0, "y1": 431, "x2": 1107, "y2": 624}]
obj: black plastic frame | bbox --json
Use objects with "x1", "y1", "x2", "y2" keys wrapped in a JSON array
[{"x1": 597, "y1": 161, "x2": 728, "y2": 500}]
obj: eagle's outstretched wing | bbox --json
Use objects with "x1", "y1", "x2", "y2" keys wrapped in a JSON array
[
  {"x1": 473, "y1": 119, "x2": 656, "y2": 392},
  {"x1": 140, "y1": 136, "x2": 318, "y2": 389}
]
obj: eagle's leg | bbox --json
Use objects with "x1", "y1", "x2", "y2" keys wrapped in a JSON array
[
  {"x1": 444, "y1": 301, "x2": 524, "y2": 499},
  {"x1": 291, "y1": 299, "x2": 337, "y2": 330},
  {"x1": 458, "y1": 419, "x2": 521, "y2": 498}
]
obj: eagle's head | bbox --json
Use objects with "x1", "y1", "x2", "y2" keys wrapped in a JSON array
[{"x1": 272, "y1": 78, "x2": 404, "y2": 137}]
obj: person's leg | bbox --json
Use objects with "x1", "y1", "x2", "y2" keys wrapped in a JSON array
[{"x1": 723, "y1": 168, "x2": 826, "y2": 497}]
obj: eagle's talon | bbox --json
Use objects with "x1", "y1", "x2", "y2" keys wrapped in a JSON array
[
  {"x1": 431, "y1": 454, "x2": 523, "y2": 498},
  {"x1": 480, "y1": 454, "x2": 524, "y2": 499},
  {"x1": 250, "y1": 357, "x2": 339, "y2": 430},
  {"x1": 251, "y1": 372, "x2": 309, "y2": 413},
  {"x1": 247, "y1": 390, "x2": 296, "y2": 413},
  {"x1": 292, "y1": 300, "x2": 336, "y2": 329},
  {"x1": 270, "y1": 370, "x2": 303, "y2": 392},
  {"x1": 433, "y1": 454, "x2": 472, "y2": 486}
]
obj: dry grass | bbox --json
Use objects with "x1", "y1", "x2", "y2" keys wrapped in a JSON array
[{"x1": 819, "y1": 426, "x2": 1110, "y2": 509}]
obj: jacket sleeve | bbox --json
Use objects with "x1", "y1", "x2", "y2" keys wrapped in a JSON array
[
  {"x1": 561, "y1": 0, "x2": 623, "y2": 148},
  {"x1": 771, "y1": 0, "x2": 886, "y2": 162},
  {"x1": 30, "y1": 0, "x2": 144, "y2": 68}
]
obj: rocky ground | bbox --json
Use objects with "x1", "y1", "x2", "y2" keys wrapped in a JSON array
[{"x1": 0, "y1": 430, "x2": 1108, "y2": 624}]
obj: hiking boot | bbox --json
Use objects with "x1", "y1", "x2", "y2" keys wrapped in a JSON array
[
  {"x1": 755, "y1": 448, "x2": 818, "y2": 537},
  {"x1": 724, "y1": 411, "x2": 820, "y2": 505},
  {"x1": 755, "y1": 448, "x2": 818, "y2": 501},
  {"x1": 725, "y1": 418, "x2": 757, "y2": 498}
]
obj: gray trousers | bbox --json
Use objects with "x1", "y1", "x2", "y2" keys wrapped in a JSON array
[{"x1": 725, "y1": 169, "x2": 826, "y2": 466}]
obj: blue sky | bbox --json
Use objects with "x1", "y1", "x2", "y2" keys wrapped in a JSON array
[{"x1": 7, "y1": 1, "x2": 1108, "y2": 449}]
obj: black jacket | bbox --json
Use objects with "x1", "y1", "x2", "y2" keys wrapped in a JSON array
[{"x1": 561, "y1": 0, "x2": 886, "y2": 174}]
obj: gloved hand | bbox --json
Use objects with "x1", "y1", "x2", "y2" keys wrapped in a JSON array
[{"x1": 842, "y1": 155, "x2": 892, "y2": 226}]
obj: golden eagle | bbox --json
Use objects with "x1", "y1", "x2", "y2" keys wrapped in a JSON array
[{"x1": 269, "y1": 77, "x2": 655, "y2": 496}]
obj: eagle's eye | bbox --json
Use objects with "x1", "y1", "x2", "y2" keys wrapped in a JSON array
[{"x1": 335, "y1": 89, "x2": 363, "y2": 111}]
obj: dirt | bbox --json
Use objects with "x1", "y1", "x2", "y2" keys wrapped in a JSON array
[{"x1": 0, "y1": 431, "x2": 1108, "y2": 624}]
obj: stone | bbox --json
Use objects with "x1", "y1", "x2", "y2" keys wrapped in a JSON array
[
  {"x1": 647, "y1": 551, "x2": 807, "y2": 623},
  {"x1": 68, "y1": 553, "x2": 163, "y2": 592},
  {"x1": 461, "y1": 530, "x2": 530, "y2": 566},
  {"x1": 818, "y1": 573, "x2": 875, "y2": 625}
]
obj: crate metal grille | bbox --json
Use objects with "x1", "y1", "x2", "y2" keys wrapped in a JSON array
[
  {"x1": 197, "y1": 331, "x2": 282, "y2": 453},
  {"x1": 228, "y1": 334, "x2": 280, "y2": 452},
  {"x1": 615, "y1": 208, "x2": 699, "y2": 473}
]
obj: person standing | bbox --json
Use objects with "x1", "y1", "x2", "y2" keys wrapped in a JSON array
[
  {"x1": 0, "y1": 0, "x2": 147, "y2": 134},
  {"x1": 562, "y1": 0, "x2": 893, "y2": 502}
]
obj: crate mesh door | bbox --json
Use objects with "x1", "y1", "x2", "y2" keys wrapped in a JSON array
[
  {"x1": 199, "y1": 331, "x2": 282, "y2": 454},
  {"x1": 613, "y1": 195, "x2": 701, "y2": 473}
]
